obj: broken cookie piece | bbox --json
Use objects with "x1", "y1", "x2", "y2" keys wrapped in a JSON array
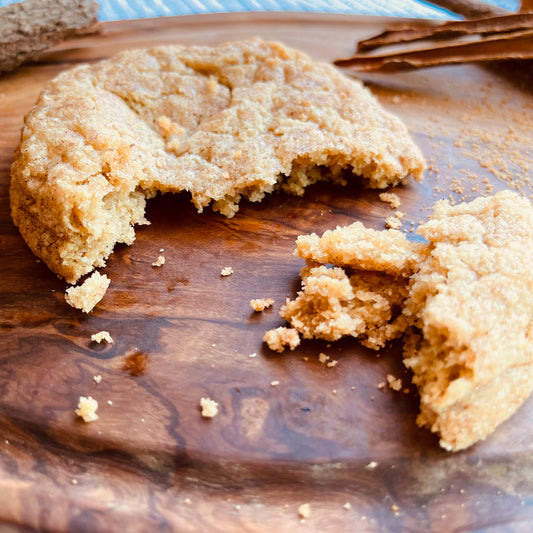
[
  {"x1": 403, "y1": 191, "x2": 533, "y2": 451},
  {"x1": 267, "y1": 190, "x2": 533, "y2": 451},
  {"x1": 11, "y1": 38, "x2": 424, "y2": 284},
  {"x1": 65, "y1": 271, "x2": 110, "y2": 313}
]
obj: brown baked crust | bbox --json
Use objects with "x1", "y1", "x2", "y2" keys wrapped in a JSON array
[{"x1": 10, "y1": 38, "x2": 425, "y2": 283}]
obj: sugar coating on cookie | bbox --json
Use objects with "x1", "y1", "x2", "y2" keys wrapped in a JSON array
[
  {"x1": 11, "y1": 38, "x2": 424, "y2": 283},
  {"x1": 268, "y1": 190, "x2": 533, "y2": 451}
]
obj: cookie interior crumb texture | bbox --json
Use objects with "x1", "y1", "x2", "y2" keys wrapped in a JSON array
[
  {"x1": 10, "y1": 38, "x2": 425, "y2": 284},
  {"x1": 75, "y1": 396, "x2": 99, "y2": 422},
  {"x1": 65, "y1": 271, "x2": 110, "y2": 313},
  {"x1": 200, "y1": 397, "x2": 219, "y2": 418},
  {"x1": 267, "y1": 190, "x2": 533, "y2": 451}
]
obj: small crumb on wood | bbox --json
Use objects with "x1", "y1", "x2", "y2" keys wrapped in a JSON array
[
  {"x1": 220, "y1": 266, "x2": 233, "y2": 276},
  {"x1": 379, "y1": 192, "x2": 401, "y2": 209},
  {"x1": 343, "y1": 502, "x2": 352, "y2": 510},
  {"x1": 200, "y1": 397, "x2": 219, "y2": 418},
  {"x1": 270, "y1": 380, "x2": 280, "y2": 387},
  {"x1": 365, "y1": 461, "x2": 378, "y2": 470},
  {"x1": 385, "y1": 214, "x2": 403, "y2": 229},
  {"x1": 65, "y1": 272, "x2": 110, "y2": 313},
  {"x1": 326, "y1": 360, "x2": 338, "y2": 368},
  {"x1": 387, "y1": 374, "x2": 403, "y2": 391},
  {"x1": 377, "y1": 381, "x2": 386, "y2": 390},
  {"x1": 76, "y1": 396, "x2": 98, "y2": 422},
  {"x1": 250, "y1": 297, "x2": 275, "y2": 311},
  {"x1": 263, "y1": 327, "x2": 300, "y2": 352},
  {"x1": 318, "y1": 352, "x2": 329, "y2": 364},
  {"x1": 152, "y1": 255, "x2": 165, "y2": 267},
  {"x1": 93, "y1": 375, "x2": 102, "y2": 384},
  {"x1": 91, "y1": 331, "x2": 113, "y2": 344},
  {"x1": 298, "y1": 503, "x2": 311, "y2": 519}
]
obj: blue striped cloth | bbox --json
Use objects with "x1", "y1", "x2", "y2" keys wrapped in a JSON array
[{"x1": 0, "y1": 0, "x2": 520, "y2": 20}]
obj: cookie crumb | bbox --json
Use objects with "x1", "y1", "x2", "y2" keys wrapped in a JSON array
[
  {"x1": 377, "y1": 381, "x2": 386, "y2": 390},
  {"x1": 343, "y1": 502, "x2": 352, "y2": 510},
  {"x1": 220, "y1": 266, "x2": 233, "y2": 277},
  {"x1": 263, "y1": 327, "x2": 300, "y2": 352},
  {"x1": 93, "y1": 375, "x2": 102, "y2": 384},
  {"x1": 91, "y1": 331, "x2": 113, "y2": 344},
  {"x1": 387, "y1": 374, "x2": 402, "y2": 391},
  {"x1": 379, "y1": 192, "x2": 401, "y2": 209},
  {"x1": 65, "y1": 272, "x2": 110, "y2": 313},
  {"x1": 385, "y1": 214, "x2": 403, "y2": 229},
  {"x1": 152, "y1": 255, "x2": 165, "y2": 267},
  {"x1": 365, "y1": 461, "x2": 378, "y2": 470},
  {"x1": 200, "y1": 397, "x2": 219, "y2": 418},
  {"x1": 270, "y1": 380, "x2": 280, "y2": 387},
  {"x1": 298, "y1": 503, "x2": 311, "y2": 519},
  {"x1": 250, "y1": 297, "x2": 275, "y2": 311},
  {"x1": 75, "y1": 396, "x2": 99, "y2": 422},
  {"x1": 326, "y1": 360, "x2": 338, "y2": 368}
]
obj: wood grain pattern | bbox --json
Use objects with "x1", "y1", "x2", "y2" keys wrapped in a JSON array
[{"x1": 1, "y1": 12, "x2": 533, "y2": 532}]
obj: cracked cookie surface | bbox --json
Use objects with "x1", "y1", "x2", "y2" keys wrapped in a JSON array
[{"x1": 10, "y1": 38, "x2": 424, "y2": 283}]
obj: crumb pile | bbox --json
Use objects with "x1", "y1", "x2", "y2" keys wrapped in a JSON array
[
  {"x1": 265, "y1": 190, "x2": 533, "y2": 451},
  {"x1": 10, "y1": 38, "x2": 424, "y2": 284}
]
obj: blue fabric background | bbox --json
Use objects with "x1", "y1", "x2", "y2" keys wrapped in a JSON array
[{"x1": 0, "y1": 0, "x2": 521, "y2": 20}]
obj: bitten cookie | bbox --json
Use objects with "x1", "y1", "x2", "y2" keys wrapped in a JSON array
[{"x1": 10, "y1": 38, "x2": 424, "y2": 283}]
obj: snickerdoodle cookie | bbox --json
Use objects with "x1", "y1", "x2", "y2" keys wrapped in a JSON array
[{"x1": 10, "y1": 38, "x2": 424, "y2": 284}]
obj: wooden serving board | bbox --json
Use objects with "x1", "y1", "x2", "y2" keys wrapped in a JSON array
[{"x1": 1, "y1": 12, "x2": 533, "y2": 532}]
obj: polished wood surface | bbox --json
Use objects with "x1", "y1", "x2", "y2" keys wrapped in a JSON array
[{"x1": 1, "y1": 12, "x2": 533, "y2": 532}]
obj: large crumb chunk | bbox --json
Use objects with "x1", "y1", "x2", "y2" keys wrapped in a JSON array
[
  {"x1": 200, "y1": 397, "x2": 219, "y2": 418},
  {"x1": 75, "y1": 396, "x2": 99, "y2": 422},
  {"x1": 279, "y1": 265, "x2": 410, "y2": 349},
  {"x1": 296, "y1": 221, "x2": 426, "y2": 277},
  {"x1": 263, "y1": 326, "x2": 301, "y2": 353},
  {"x1": 10, "y1": 38, "x2": 424, "y2": 284},
  {"x1": 65, "y1": 272, "x2": 110, "y2": 313},
  {"x1": 270, "y1": 190, "x2": 533, "y2": 451}
]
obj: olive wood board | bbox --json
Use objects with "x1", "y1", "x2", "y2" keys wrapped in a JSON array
[{"x1": 1, "y1": 11, "x2": 533, "y2": 533}]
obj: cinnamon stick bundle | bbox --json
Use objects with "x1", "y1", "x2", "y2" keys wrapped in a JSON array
[
  {"x1": 0, "y1": 0, "x2": 100, "y2": 75},
  {"x1": 334, "y1": 13, "x2": 533, "y2": 72}
]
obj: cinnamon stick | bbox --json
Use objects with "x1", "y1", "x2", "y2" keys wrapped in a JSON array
[
  {"x1": 0, "y1": 0, "x2": 100, "y2": 75},
  {"x1": 357, "y1": 13, "x2": 533, "y2": 51},
  {"x1": 334, "y1": 30, "x2": 533, "y2": 71}
]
